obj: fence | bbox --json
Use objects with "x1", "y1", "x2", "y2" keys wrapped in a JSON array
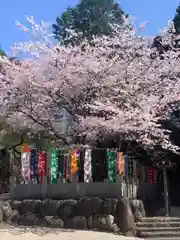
[
  {"x1": 9, "y1": 171, "x2": 157, "y2": 201},
  {"x1": 9, "y1": 148, "x2": 157, "y2": 200}
]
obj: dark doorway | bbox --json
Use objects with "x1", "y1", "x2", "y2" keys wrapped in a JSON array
[
  {"x1": 168, "y1": 164, "x2": 180, "y2": 206},
  {"x1": 154, "y1": 169, "x2": 169, "y2": 210}
]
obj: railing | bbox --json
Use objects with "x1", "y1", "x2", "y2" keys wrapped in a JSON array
[
  {"x1": 8, "y1": 148, "x2": 158, "y2": 200},
  {"x1": 9, "y1": 166, "x2": 157, "y2": 201},
  {"x1": 10, "y1": 175, "x2": 139, "y2": 200}
]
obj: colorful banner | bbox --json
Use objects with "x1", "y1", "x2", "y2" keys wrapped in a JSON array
[
  {"x1": 153, "y1": 168, "x2": 157, "y2": 183},
  {"x1": 122, "y1": 154, "x2": 125, "y2": 176},
  {"x1": 70, "y1": 149, "x2": 78, "y2": 180},
  {"x1": 118, "y1": 152, "x2": 123, "y2": 175},
  {"x1": 50, "y1": 148, "x2": 57, "y2": 183},
  {"x1": 148, "y1": 167, "x2": 153, "y2": 184},
  {"x1": 20, "y1": 146, "x2": 154, "y2": 185},
  {"x1": 42, "y1": 151, "x2": 47, "y2": 178},
  {"x1": 38, "y1": 151, "x2": 46, "y2": 183},
  {"x1": 84, "y1": 148, "x2": 92, "y2": 182},
  {"x1": 21, "y1": 151, "x2": 30, "y2": 183},
  {"x1": 147, "y1": 167, "x2": 157, "y2": 184},
  {"x1": 107, "y1": 150, "x2": 116, "y2": 183},
  {"x1": 30, "y1": 149, "x2": 37, "y2": 182}
]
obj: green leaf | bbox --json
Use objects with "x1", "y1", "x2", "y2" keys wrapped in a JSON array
[{"x1": 52, "y1": 0, "x2": 126, "y2": 42}]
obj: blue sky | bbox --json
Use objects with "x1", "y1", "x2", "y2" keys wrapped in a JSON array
[{"x1": 1, "y1": 0, "x2": 179, "y2": 56}]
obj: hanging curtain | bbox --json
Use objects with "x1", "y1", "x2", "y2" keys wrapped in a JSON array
[
  {"x1": 21, "y1": 144, "x2": 30, "y2": 183},
  {"x1": 70, "y1": 149, "x2": 78, "y2": 181},
  {"x1": 50, "y1": 148, "x2": 58, "y2": 184},
  {"x1": 118, "y1": 152, "x2": 124, "y2": 175},
  {"x1": 84, "y1": 148, "x2": 92, "y2": 182},
  {"x1": 107, "y1": 149, "x2": 116, "y2": 183},
  {"x1": 38, "y1": 151, "x2": 46, "y2": 183},
  {"x1": 42, "y1": 151, "x2": 47, "y2": 179},
  {"x1": 153, "y1": 168, "x2": 157, "y2": 183},
  {"x1": 147, "y1": 167, "x2": 157, "y2": 184},
  {"x1": 147, "y1": 167, "x2": 154, "y2": 184},
  {"x1": 30, "y1": 149, "x2": 37, "y2": 182}
]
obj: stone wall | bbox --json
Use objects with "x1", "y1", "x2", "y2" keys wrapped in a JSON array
[{"x1": 0, "y1": 197, "x2": 145, "y2": 236}]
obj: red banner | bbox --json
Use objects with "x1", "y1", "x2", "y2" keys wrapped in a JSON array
[{"x1": 38, "y1": 151, "x2": 46, "y2": 183}]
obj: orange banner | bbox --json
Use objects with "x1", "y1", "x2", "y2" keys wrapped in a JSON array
[
  {"x1": 70, "y1": 149, "x2": 78, "y2": 180},
  {"x1": 118, "y1": 152, "x2": 123, "y2": 175}
]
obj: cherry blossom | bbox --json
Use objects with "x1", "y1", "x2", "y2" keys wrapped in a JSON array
[{"x1": 0, "y1": 17, "x2": 180, "y2": 152}]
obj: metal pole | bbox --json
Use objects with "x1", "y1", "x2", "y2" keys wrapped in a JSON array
[{"x1": 163, "y1": 167, "x2": 169, "y2": 216}]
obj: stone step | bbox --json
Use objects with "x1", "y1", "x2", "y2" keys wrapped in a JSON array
[
  {"x1": 136, "y1": 226, "x2": 180, "y2": 232},
  {"x1": 149, "y1": 238, "x2": 180, "y2": 240},
  {"x1": 135, "y1": 221, "x2": 180, "y2": 228},
  {"x1": 141, "y1": 217, "x2": 180, "y2": 222},
  {"x1": 136, "y1": 218, "x2": 180, "y2": 238},
  {"x1": 139, "y1": 231, "x2": 180, "y2": 238}
]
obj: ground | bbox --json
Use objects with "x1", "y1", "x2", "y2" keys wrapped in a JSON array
[{"x1": 0, "y1": 226, "x2": 141, "y2": 240}]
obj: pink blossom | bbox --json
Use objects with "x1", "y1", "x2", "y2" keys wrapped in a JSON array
[{"x1": 0, "y1": 17, "x2": 179, "y2": 151}]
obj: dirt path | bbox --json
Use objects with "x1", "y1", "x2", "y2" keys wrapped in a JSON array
[{"x1": 0, "y1": 226, "x2": 142, "y2": 240}]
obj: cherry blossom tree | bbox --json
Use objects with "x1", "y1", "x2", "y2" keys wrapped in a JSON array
[{"x1": 0, "y1": 16, "x2": 180, "y2": 152}]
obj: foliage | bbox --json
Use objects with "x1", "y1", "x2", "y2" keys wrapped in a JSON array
[
  {"x1": 173, "y1": 3, "x2": 180, "y2": 34},
  {"x1": 0, "y1": 47, "x2": 6, "y2": 57},
  {"x1": 0, "y1": 17, "x2": 180, "y2": 153},
  {"x1": 0, "y1": 117, "x2": 54, "y2": 151},
  {"x1": 52, "y1": 0, "x2": 126, "y2": 43}
]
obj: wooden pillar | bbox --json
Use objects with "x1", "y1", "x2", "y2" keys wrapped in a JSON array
[
  {"x1": 163, "y1": 167, "x2": 169, "y2": 216},
  {"x1": 133, "y1": 160, "x2": 137, "y2": 199}
]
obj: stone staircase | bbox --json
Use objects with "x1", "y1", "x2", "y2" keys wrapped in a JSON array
[{"x1": 135, "y1": 217, "x2": 180, "y2": 239}]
